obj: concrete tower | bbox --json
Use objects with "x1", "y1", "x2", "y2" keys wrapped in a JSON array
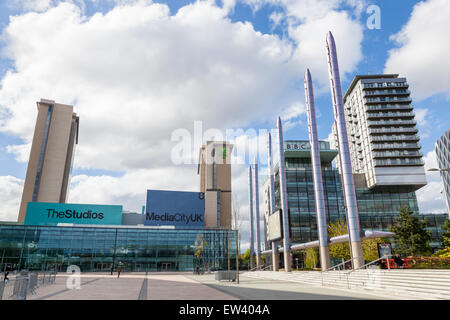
[
  {"x1": 304, "y1": 69, "x2": 331, "y2": 270},
  {"x1": 326, "y1": 31, "x2": 364, "y2": 269},
  {"x1": 18, "y1": 99, "x2": 79, "y2": 223},
  {"x1": 198, "y1": 141, "x2": 233, "y2": 228}
]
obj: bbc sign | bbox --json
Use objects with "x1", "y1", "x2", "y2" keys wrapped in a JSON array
[
  {"x1": 24, "y1": 202, "x2": 123, "y2": 226},
  {"x1": 284, "y1": 140, "x2": 329, "y2": 151},
  {"x1": 145, "y1": 190, "x2": 205, "y2": 228}
]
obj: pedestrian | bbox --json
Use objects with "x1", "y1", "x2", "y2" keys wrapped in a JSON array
[
  {"x1": 110, "y1": 264, "x2": 114, "y2": 276},
  {"x1": 393, "y1": 254, "x2": 404, "y2": 268},
  {"x1": 117, "y1": 265, "x2": 122, "y2": 278},
  {"x1": 3, "y1": 265, "x2": 10, "y2": 282}
]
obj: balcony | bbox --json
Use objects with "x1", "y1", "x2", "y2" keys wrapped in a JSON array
[
  {"x1": 364, "y1": 89, "x2": 410, "y2": 96},
  {"x1": 368, "y1": 119, "x2": 417, "y2": 126},
  {"x1": 366, "y1": 111, "x2": 415, "y2": 119},
  {"x1": 362, "y1": 82, "x2": 409, "y2": 89},
  {"x1": 370, "y1": 134, "x2": 420, "y2": 142},
  {"x1": 365, "y1": 97, "x2": 412, "y2": 104},
  {"x1": 369, "y1": 127, "x2": 419, "y2": 134},
  {"x1": 374, "y1": 158, "x2": 424, "y2": 167},
  {"x1": 373, "y1": 151, "x2": 423, "y2": 158},
  {"x1": 366, "y1": 104, "x2": 413, "y2": 111},
  {"x1": 371, "y1": 143, "x2": 421, "y2": 150}
]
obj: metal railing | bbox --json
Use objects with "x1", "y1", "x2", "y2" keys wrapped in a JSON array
[
  {"x1": 0, "y1": 271, "x2": 57, "y2": 300},
  {"x1": 320, "y1": 256, "x2": 393, "y2": 289},
  {"x1": 249, "y1": 264, "x2": 272, "y2": 272},
  {"x1": 324, "y1": 259, "x2": 353, "y2": 272},
  {"x1": 348, "y1": 255, "x2": 393, "y2": 273}
]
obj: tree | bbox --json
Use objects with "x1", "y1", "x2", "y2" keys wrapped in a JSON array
[
  {"x1": 194, "y1": 234, "x2": 207, "y2": 269},
  {"x1": 305, "y1": 248, "x2": 319, "y2": 269},
  {"x1": 327, "y1": 219, "x2": 383, "y2": 262},
  {"x1": 327, "y1": 219, "x2": 351, "y2": 261},
  {"x1": 389, "y1": 206, "x2": 432, "y2": 257},
  {"x1": 435, "y1": 219, "x2": 450, "y2": 258}
]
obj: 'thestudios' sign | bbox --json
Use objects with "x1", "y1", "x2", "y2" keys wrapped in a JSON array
[
  {"x1": 145, "y1": 190, "x2": 205, "y2": 228},
  {"x1": 24, "y1": 202, "x2": 123, "y2": 226}
]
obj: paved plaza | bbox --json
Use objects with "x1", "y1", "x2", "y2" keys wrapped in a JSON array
[{"x1": 25, "y1": 272, "x2": 398, "y2": 300}]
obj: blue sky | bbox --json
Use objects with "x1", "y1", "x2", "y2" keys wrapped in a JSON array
[{"x1": 0, "y1": 0, "x2": 448, "y2": 235}]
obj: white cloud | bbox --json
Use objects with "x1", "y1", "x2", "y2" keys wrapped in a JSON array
[
  {"x1": 0, "y1": 0, "x2": 366, "y2": 249},
  {"x1": 8, "y1": 0, "x2": 54, "y2": 12},
  {"x1": 0, "y1": 1, "x2": 296, "y2": 172},
  {"x1": 384, "y1": 0, "x2": 450, "y2": 101},
  {"x1": 287, "y1": 9, "x2": 364, "y2": 91},
  {"x1": 0, "y1": 176, "x2": 23, "y2": 221},
  {"x1": 416, "y1": 151, "x2": 448, "y2": 213}
]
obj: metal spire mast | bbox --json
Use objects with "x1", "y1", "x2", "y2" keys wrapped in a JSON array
[
  {"x1": 304, "y1": 68, "x2": 331, "y2": 271},
  {"x1": 248, "y1": 165, "x2": 255, "y2": 270},
  {"x1": 277, "y1": 117, "x2": 292, "y2": 272},
  {"x1": 267, "y1": 132, "x2": 279, "y2": 271},
  {"x1": 253, "y1": 157, "x2": 262, "y2": 268},
  {"x1": 326, "y1": 31, "x2": 364, "y2": 269}
]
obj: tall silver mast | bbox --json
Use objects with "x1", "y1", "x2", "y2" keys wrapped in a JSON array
[
  {"x1": 248, "y1": 165, "x2": 255, "y2": 270},
  {"x1": 253, "y1": 157, "x2": 262, "y2": 268},
  {"x1": 326, "y1": 31, "x2": 364, "y2": 269},
  {"x1": 304, "y1": 68, "x2": 331, "y2": 271},
  {"x1": 267, "y1": 132, "x2": 279, "y2": 271},
  {"x1": 277, "y1": 116, "x2": 292, "y2": 272}
]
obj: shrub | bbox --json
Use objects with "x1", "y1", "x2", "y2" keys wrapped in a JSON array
[{"x1": 408, "y1": 256, "x2": 450, "y2": 269}]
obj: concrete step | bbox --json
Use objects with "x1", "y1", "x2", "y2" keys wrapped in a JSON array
[{"x1": 244, "y1": 271, "x2": 450, "y2": 299}]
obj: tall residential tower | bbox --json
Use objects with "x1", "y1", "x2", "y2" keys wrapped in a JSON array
[
  {"x1": 435, "y1": 128, "x2": 450, "y2": 215},
  {"x1": 337, "y1": 74, "x2": 427, "y2": 191},
  {"x1": 18, "y1": 99, "x2": 79, "y2": 223}
]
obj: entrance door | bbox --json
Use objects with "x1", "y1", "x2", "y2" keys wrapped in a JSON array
[
  {"x1": 162, "y1": 263, "x2": 171, "y2": 271},
  {"x1": 96, "y1": 263, "x2": 110, "y2": 272}
]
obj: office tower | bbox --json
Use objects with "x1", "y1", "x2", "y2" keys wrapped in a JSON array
[
  {"x1": 198, "y1": 141, "x2": 233, "y2": 228},
  {"x1": 339, "y1": 74, "x2": 426, "y2": 190},
  {"x1": 435, "y1": 128, "x2": 450, "y2": 215},
  {"x1": 18, "y1": 99, "x2": 79, "y2": 223},
  {"x1": 262, "y1": 140, "x2": 446, "y2": 251}
]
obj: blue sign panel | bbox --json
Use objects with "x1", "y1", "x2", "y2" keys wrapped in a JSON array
[
  {"x1": 145, "y1": 190, "x2": 204, "y2": 228},
  {"x1": 24, "y1": 202, "x2": 123, "y2": 226}
]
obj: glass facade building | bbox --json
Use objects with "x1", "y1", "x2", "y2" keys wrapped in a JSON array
[
  {"x1": 0, "y1": 224, "x2": 236, "y2": 272},
  {"x1": 435, "y1": 128, "x2": 450, "y2": 214},
  {"x1": 263, "y1": 140, "x2": 446, "y2": 251}
]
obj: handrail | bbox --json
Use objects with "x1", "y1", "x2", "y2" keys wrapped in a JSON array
[
  {"x1": 347, "y1": 255, "x2": 393, "y2": 274},
  {"x1": 249, "y1": 264, "x2": 272, "y2": 272},
  {"x1": 323, "y1": 259, "x2": 353, "y2": 272}
]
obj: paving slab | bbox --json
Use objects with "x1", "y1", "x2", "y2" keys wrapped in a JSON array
[{"x1": 187, "y1": 274, "x2": 393, "y2": 300}]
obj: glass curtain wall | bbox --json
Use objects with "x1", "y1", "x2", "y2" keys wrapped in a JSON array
[{"x1": 0, "y1": 225, "x2": 236, "y2": 272}]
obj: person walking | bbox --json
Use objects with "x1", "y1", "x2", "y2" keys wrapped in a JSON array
[
  {"x1": 110, "y1": 264, "x2": 114, "y2": 276},
  {"x1": 117, "y1": 265, "x2": 122, "y2": 278},
  {"x1": 3, "y1": 265, "x2": 10, "y2": 282}
]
